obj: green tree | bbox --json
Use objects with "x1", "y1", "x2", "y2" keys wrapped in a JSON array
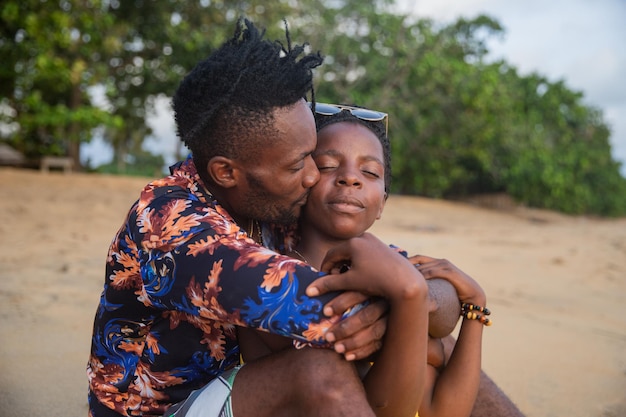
[
  {"x1": 500, "y1": 74, "x2": 626, "y2": 215},
  {"x1": 0, "y1": 0, "x2": 122, "y2": 167},
  {"x1": 2, "y1": 0, "x2": 623, "y2": 215},
  {"x1": 94, "y1": 0, "x2": 302, "y2": 172},
  {"x1": 0, "y1": 0, "x2": 299, "y2": 171},
  {"x1": 309, "y1": 10, "x2": 507, "y2": 197}
]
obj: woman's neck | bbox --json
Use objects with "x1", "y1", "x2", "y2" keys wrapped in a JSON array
[{"x1": 294, "y1": 223, "x2": 345, "y2": 270}]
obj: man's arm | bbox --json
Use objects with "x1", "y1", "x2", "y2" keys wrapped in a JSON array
[
  {"x1": 137, "y1": 203, "x2": 387, "y2": 356},
  {"x1": 237, "y1": 327, "x2": 286, "y2": 363}
]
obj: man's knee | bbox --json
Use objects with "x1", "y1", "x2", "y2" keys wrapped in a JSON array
[{"x1": 232, "y1": 348, "x2": 371, "y2": 417}]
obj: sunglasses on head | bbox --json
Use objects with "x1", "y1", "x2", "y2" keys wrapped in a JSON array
[{"x1": 309, "y1": 102, "x2": 388, "y2": 136}]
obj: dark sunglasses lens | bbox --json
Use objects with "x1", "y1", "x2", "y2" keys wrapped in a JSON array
[
  {"x1": 313, "y1": 103, "x2": 342, "y2": 115},
  {"x1": 350, "y1": 108, "x2": 386, "y2": 121}
]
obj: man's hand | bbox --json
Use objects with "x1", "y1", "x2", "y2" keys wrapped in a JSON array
[{"x1": 324, "y1": 293, "x2": 388, "y2": 361}]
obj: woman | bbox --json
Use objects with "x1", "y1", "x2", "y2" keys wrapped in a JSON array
[{"x1": 239, "y1": 103, "x2": 489, "y2": 417}]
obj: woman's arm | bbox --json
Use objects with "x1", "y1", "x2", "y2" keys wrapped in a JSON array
[
  {"x1": 411, "y1": 255, "x2": 486, "y2": 417},
  {"x1": 361, "y1": 280, "x2": 429, "y2": 417},
  {"x1": 311, "y1": 234, "x2": 431, "y2": 417}
]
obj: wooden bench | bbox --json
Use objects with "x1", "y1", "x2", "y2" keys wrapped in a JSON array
[{"x1": 40, "y1": 156, "x2": 74, "y2": 173}]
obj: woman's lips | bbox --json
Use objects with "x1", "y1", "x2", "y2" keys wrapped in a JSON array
[{"x1": 327, "y1": 196, "x2": 364, "y2": 213}]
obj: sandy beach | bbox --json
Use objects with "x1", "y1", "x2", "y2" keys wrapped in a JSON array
[{"x1": 0, "y1": 167, "x2": 624, "y2": 417}]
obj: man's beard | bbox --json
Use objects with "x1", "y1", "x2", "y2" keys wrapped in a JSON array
[{"x1": 245, "y1": 174, "x2": 301, "y2": 226}]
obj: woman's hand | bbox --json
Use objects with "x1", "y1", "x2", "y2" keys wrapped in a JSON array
[
  {"x1": 309, "y1": 233, "x2": 425, "y2": 301},
  {"x1": 408, "y1": 254, "x2": 486, "y2": 306},
  {"x1": 306, "y1": 233, "x2": 426, "y2": 360}
]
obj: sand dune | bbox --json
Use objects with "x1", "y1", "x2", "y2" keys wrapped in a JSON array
[{"x1": 0, "y1": 167, "x2": 624, "y2": 417}]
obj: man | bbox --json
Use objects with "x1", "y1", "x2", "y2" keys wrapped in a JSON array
[{"x1": 87, "y1": 18, "x2": 420, "y2": 417}]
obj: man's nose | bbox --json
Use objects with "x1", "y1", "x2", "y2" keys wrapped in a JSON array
[{"x1": 303, "y1": 157, "x2": 320, "y2": 188}]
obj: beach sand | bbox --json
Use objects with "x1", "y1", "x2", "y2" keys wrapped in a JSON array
[{"x1": 0, "y1": 167, "x2": 624, "y2": 417}]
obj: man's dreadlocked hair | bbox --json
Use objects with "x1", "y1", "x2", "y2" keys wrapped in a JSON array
[
  {"x1": 172, "y1": 18, "x2": 323, "y2": 181},
  {"x1": 315, "y1": 110, "x2": 392, "y2": 195}
]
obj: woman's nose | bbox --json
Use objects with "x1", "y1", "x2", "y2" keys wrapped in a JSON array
[{"x1": 336, "y1": 168, "x2": 361, "y2": 187}]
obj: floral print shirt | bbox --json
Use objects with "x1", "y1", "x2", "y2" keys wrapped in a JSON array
[{"x1": 87, "y1": 157, "x2": 338, "y2": 417}]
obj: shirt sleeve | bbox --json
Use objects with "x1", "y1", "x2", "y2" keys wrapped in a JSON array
[{"x1": 125, "y1": 191, "x2": 337, "y2": 346}]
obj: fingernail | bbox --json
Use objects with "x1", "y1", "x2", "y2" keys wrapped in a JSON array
[
  {"x1": 307, "y1": 287, "x2": 319, "y2": 296},
  {"x1": 334, "y1": 343, "x2": 345, "y2": 353},
  {"x1": 325, "y1": 332, "x2": 335, "y2": 342},
  {"x1": 324, "y1": 306, "x2": 334, "y2": 316},
  {"x1": 345, "y1": 353, "x2": 356, "y2": 361}
]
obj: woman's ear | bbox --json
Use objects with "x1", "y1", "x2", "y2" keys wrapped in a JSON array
[{"x1": 207, "y1": 156, "x2": 240, "y2": 188}]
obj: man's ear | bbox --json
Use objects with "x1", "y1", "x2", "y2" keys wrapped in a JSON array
[{"x1": 207, "y1": 156, "x2": 240, "y2": 188}]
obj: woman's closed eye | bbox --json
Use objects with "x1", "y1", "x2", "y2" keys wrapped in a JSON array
[
  {"x1": 318, "y1": 166, "x2": 337, "y2": 173},
  {"x1": 361, "y1": 162, "x2": 384, "y2": 179},
  {"x1": 314, "y1": 156, "x2": 339, "y2": 172},
  {"x1": 362, "y1": 169, "x2": 380, "y2": 178}
]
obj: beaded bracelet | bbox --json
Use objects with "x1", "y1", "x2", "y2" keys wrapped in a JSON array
[
  {"x1": 461, "y1": 302, "x2": 491, "y2": 315},
  {"x1": 461, "y1": 303, "x2": 493, "y2": 326}
]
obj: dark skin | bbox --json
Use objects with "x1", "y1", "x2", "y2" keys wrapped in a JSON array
[
  {"x1": 239, "y1": 122, "x2": 486, "y2": 417},
  {"x1": 231, "y1": 233, "x2": 428, "y2": 417},
  {"x1": 204, "y1": 101, "x2": 426, "y2": 417},
  {"x1": 223, "y1": 109, "x2": 525, "y2": 417},
  {"x1": 411, "y1": 255, "x2": 485, "y2": 417},
  {"x1": 240, "y1": 123, "x2": 433, "y2": 416},
  {"x1": 204, "y1": 101, "x2": 389, "y2": 360},
  {"x1": 298, "y1": 122, "x2": 512, "y2": 417},
  {"x1": 440, "y1": 336, "x2": 526, "y2": 417}
]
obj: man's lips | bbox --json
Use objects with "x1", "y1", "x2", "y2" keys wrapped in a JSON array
[{"x1": 295, "y1": 191, "x2": 310, "y2": 207}]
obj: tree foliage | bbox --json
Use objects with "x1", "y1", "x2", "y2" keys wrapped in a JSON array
[
  {"x1": 0, "y1": 0, "x2": 122, "y2": 163},
  {"x1": 1, "y1": 0, "x2": 624, "y2": 216},
  {"x1": 292, "y1": 3, "x2": 626, "y2": 216}
]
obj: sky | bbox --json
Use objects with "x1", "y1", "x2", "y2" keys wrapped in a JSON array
[{"x1": 82, "y1": 0, "x2": 626, "y2": 177}]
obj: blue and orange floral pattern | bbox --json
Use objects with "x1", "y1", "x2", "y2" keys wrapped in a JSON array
[{"x1": 88, "y1": 157, "x2": 335, "y2": 417}]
